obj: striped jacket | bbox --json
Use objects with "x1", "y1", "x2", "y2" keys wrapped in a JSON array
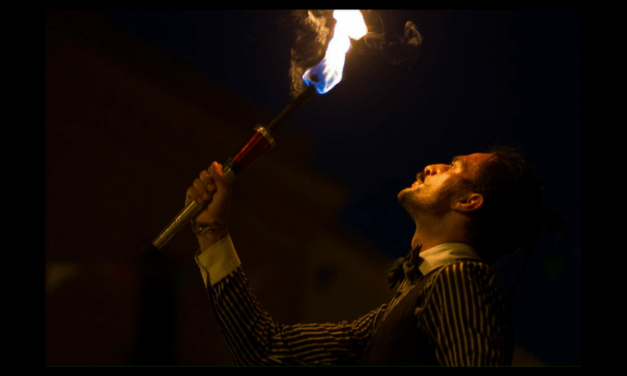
[{"x1": 197, "y1": 238, "x2": 512, "y2": 366}]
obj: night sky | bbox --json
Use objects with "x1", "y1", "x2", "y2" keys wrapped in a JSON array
[{"x1": 97, "y1": 10, "x2": 581, "y2": 365}]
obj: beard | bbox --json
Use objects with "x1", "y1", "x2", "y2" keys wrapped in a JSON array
[{"x1": 398, "y1": 183, "x2": 456, "y2": 217}]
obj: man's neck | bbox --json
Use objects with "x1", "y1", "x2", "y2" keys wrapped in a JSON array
[{"x1": 411, "y1": 214, "x2": 469, "y2": 252}]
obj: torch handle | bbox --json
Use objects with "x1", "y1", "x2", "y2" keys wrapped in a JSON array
[
  {"x1": 144, "y1": 87, "x2": 316, "y2": 257},
  {"x1": 149, "y1": 162, "x2": 239, "y2": 251},
  {"x1": 144, "y1": 125, "x2": 276, "y2": 256},
  {"x1": 150, "y1": 198, "x2": 202, "y2": 251}
]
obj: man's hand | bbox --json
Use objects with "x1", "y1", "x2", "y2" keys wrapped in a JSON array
[{"x1": 186, "y1": 161, "x2": 232, "y2": 247}]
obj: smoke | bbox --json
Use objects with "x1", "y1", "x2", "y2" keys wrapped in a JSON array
[
  {"x1": 289, "y1": 10, "x2": 335, "y2": 99},
  {"x1": 289, "y1": 10, "x2": 423, "y2": 98},
  {"x1": 359, "y1": 12, "x2": 423, "y2": 66}
]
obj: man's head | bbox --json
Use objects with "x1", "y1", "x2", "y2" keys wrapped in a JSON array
[
  {"x1": 399, "y1": 146, "x2": 561, "y2": 263},
  {"x1": 398, "y1": 152, "x2": 492, "y2": 216}
]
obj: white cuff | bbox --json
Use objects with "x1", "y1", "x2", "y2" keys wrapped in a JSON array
[{"x1": 194, "y1": 235, "x2": 241, "y2": 287}]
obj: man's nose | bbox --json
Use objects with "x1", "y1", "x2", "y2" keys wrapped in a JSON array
[{"x1": 423, "y1": 164, "x2": 449, "y2": 176}]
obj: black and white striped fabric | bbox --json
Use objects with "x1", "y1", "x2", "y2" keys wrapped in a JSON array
[{"x1": 206, "y1": 260, "x2": 511, "y2": 366}]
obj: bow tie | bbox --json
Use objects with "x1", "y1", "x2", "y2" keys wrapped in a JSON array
[{"x1": 388, "y1": 245, "x2": 423, "y2": 289}]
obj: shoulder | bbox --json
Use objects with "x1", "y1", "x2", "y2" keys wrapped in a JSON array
[
  {"x1": 427, "y1": 260, "x2": 502, "y2": 299},
  {"x1": 437, "y1": 260, "x2": 494, "y2": 282}
]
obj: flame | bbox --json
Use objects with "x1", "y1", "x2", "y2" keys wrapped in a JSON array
[{"x1": 302, "y1": 10, "x2": 367, "y2": 94}]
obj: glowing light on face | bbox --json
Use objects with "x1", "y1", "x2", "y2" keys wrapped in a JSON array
[{"x1": 302, "y1": 10, "x2": 367, "y2": 94}]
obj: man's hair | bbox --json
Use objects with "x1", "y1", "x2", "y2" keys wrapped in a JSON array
[{"x1": 462, "y1": 146, "x2": 564, "y2": 264}]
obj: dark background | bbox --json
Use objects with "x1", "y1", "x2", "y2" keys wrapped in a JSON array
[{"x1": 46, "y1": 10, "x2": 581, "y2": 366}]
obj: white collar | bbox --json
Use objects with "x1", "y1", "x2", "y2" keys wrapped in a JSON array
[{"x1": 418, "y1": 243, "x2": 481, "y2": 276}]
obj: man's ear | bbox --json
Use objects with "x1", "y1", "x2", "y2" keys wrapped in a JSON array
[{"x1": 454, "y1": 193, "x2": 484, "y2": 213}]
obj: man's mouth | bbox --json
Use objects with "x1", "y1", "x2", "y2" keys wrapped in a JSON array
[{"x1": 412, "y1": 174, "x2": 425, "y2": 187}]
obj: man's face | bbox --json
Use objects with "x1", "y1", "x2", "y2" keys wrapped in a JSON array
[{"x1": 398, "y1": 153, "x2": 493, "y2": 215}]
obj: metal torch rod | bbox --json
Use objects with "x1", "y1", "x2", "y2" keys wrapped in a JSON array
[
  {"x1": 144, "y1": 85, "x2": 317, "y2": 256},
  {"x1": 266, "y1": 84, "x2": 316, "y2": 132}
]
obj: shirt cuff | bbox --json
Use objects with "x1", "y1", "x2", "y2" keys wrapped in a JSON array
[{"x1": 194, "y1": 234, "x2": 241, "y2": 287}]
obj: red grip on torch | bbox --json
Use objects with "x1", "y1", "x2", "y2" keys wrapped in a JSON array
[
  {"x1": 223, "y1": 125, "x2": 276, "y2": 183},
  {"x1": 234, "y1": 125, "x2": 276, "y2": 168}
]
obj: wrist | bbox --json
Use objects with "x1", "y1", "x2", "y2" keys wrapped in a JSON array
[
  {"x1": 191, "y1": 219, "x2": 229, "y2": 250},
  {"x1": 196, "y1": 229, "x2": 229, "y2": 250}
]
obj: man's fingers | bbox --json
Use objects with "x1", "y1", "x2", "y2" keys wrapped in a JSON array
[
  {"x1": 200, "y1": 169, "x2": 216, "y2": 193},
  {"x1": 186, "y1": 162, "x2": 225, "y2": 206},
  {"x1": 186, "y1": 186, "x2": 203, "y2": 205}
]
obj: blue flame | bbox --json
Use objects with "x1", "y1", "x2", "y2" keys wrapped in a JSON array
[{"x1": 302, "y1": 56, "x2": 345, "y2": 95}]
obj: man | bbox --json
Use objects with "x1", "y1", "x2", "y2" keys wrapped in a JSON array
[{"x1": 186, "y1": 146, "x2": 560, "y2": 366}]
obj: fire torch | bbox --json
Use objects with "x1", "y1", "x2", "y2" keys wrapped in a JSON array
[{"x1": 143, "y1": 10, "x2": 368, "y2": 257}]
